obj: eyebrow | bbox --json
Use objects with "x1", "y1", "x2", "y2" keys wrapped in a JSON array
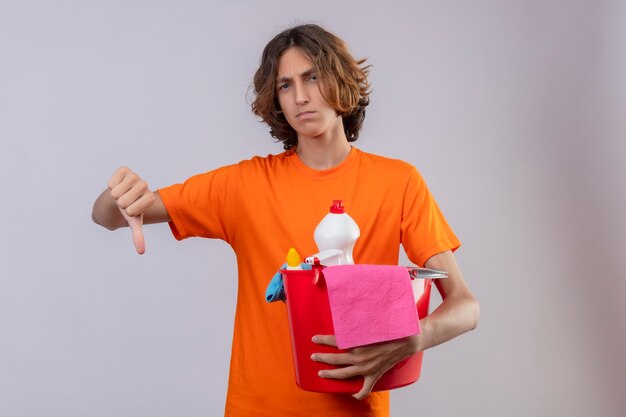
[{"x1": 276, "y1": 67, "x2": 317, "y2": 84}]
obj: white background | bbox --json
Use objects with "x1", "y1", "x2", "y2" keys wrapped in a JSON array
[{"x1": 1, "y1": 1, "x2": 624, "y2": 416}]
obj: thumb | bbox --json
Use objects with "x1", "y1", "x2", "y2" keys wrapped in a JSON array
[
  {"x1": 127, "y1": 214, "x2": 146, "y2": 255},
  {"x1": 118, "y1": 207, "x2": 145, "y2": 255},
  {"x1": 353, "y1": 375, "x2": 377, "y2": 400}
]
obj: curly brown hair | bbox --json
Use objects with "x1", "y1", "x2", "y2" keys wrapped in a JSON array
[{"x1": 251, "y1": 24, "x2": 371, "y2": 150}]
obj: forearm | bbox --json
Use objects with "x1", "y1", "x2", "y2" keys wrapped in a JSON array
[
  {"x1": 414, "y1": 250, "x2": 480, "y2": 352},
  {"x1": 92, "y1": 188, "x2": 127, "y2": 230},
  {"x1": 415, "y1": 294, "x2": 479, "y2": 352}
]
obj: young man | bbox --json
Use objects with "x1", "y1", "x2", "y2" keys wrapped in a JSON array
[{"x1": 92, "y1": 24, "x2": 479, "y2": 417}]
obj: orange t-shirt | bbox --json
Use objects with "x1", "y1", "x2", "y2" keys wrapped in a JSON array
[{"x1": 158, "y1": 147, "x2": 460, "y2": 416}]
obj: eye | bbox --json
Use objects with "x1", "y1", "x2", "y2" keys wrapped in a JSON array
[
  {"x1": 278, "y1": 82, "x2": 290, "y2": 91},
  {"x1": 308, "y1": 74, "x2": 318, "y2": 82}
]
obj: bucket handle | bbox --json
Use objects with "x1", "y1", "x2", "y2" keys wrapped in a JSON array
[
  {"x1": 309, "y1": 264, "x2": 447, "y2": 286},
  {"x1": 406, "y1": 266, "x2": 448, "y2": 280}
]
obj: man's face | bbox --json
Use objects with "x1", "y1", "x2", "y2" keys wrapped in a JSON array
[{"x1": 275, "y1": 47, "x2": 341, "y2": 141}]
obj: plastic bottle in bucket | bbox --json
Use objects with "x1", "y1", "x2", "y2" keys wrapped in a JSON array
[
  {"x1": 286, "y1": 248, "x2": 303, "y2": 270},
  {"x1": 307, "y1": 200, "x2": 360, "y2": 266}
]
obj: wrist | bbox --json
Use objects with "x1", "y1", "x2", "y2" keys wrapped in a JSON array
[
  {"x1": 407, "y1": 334, "x2": 421, "y2": 355},
  {"x1": 413, "y1": 318, "x2": 432, "y2": 353}
]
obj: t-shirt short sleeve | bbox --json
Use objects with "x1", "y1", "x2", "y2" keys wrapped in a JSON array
[
  {"x1": 157, "y1": 164, "x2": 239, "y2": 243},
  {"x1": 401, "y1": 166, "x2": 461, "y2": 267}
]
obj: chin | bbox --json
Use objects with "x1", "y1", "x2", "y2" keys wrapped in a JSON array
[
  {"x1": 298, "y1": 125, "x2": 335, "y2": 139},
  {"x1": 296, "y1": 129, "x2": 325, "y2": 139}
]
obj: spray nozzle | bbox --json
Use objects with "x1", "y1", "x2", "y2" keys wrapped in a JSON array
[{"x1": 330, "y1": 200, "x2": 345, "y2": 214}]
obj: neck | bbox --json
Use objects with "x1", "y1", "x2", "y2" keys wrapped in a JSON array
[{"x1": 296, "y1": 117, "x2": 352, "y2": 170}]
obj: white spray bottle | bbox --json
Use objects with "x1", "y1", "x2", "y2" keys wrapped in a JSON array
[{"x1": 305, "y1": 200, "x2": 360, "y2": 266}]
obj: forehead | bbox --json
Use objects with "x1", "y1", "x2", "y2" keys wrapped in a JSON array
[{"x1": 276, "y1": 47, "x2": 315, "y2": 77}]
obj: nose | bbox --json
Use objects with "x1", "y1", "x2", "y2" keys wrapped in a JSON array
[{"x1": 294, "y1": 82, "x2": 309, "y2": 105}]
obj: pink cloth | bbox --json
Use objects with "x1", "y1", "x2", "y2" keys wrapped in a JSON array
[{"x1": 322, "y1": 265, "x2": 420, "y2": 349}]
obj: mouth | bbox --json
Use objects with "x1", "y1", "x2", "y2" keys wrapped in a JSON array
[{"x1": 296, "y1": 111, "x2": 316, "y2": 118}]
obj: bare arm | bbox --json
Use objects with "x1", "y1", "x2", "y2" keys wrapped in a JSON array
[
  {"x1": 415, "y1": 250, "x2": 480, "y2": 351},
  {"x1": 92, "y1": 166, "x2": 171, "y2": 253}
]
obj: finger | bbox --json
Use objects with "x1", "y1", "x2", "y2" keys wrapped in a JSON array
[
  {"x1": 311, "y1": 352, "x2": 353, "y2": 366},
  {"x1": 115, "y1": 181, "x2": 152, "y2": 213},
  {"x1": 107, "y1": 166, "x2": 131, "y2": 190},
  {"x1": 109, "y1": 175, "x2": 136, "y2": 201},
  {"x1": 127, "y1": 214, "x2": 146, "y2": 255},
  {"x1": 124, "y1": 190, "x2": 155, "y2": 217},
  {"x1": 318, "y1": 365, "x2": 360, "y2": 380},
  {"x1": 312, "y1": 335, "x2": 337, "y2": 347},
  {"x1": 352, "y1": 375, "x2": 377, "y2": 400}
]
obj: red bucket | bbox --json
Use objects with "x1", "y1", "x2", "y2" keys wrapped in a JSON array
[{"x1": 281, "y1": 265, "x2": 433, "y2": 393}]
